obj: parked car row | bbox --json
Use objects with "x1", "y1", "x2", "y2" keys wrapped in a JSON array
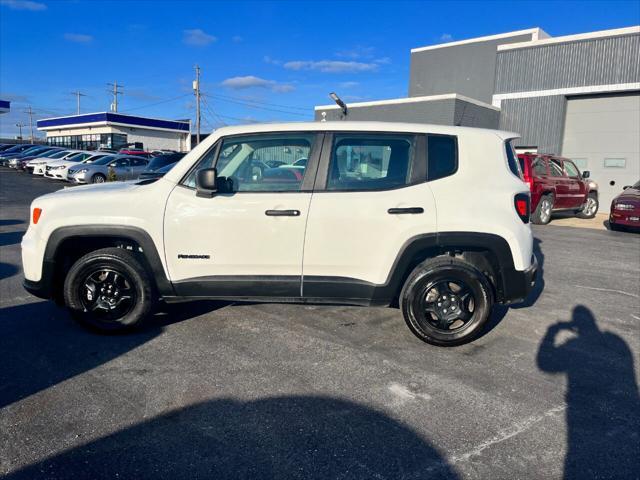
[{"x1": 0, "y1": 143, "x2": 184, "y2": 183}]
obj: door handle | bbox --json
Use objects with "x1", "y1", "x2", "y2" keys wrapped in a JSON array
[
  {"x1": 388, "y1": 207, "x2": 424, "y2": 214},
  {"x1": 265, "y1": 209, "x2": 301, "y2": 216}
]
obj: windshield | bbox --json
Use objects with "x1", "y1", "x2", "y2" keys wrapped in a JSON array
[
  {"x1": 633, "y1": 180, "x2": 640, "y2": 189},
  {"x1": 49, "y1": 150, "x2": 71, "y2": 159},
  {"x1": 146, "y1": 155, "x2": 181, "y2": 170},
  {"x1": 42, "y1": 149, "x2": 63, "y2": 157},
  {"x1": 91, "y1": 155, "x2": 118, "y2": 165},
  {"x1": 65, "y1": 152, "x2": 88, "y2": 161},
  {"x1": 82, "y1": 154, "x2": 107, "y2": 164},
  {"x1": 20, "y1": 146, "x2": 44, "y2": 155}
]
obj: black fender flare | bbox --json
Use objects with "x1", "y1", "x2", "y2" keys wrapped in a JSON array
[{"x1": 40, "y1": 225, "x2": 174, "y2": 298}]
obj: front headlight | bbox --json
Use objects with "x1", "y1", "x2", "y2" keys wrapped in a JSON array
[
  {"x1": 78, "y1": 168, "x2": 89, "y2": 174},
  {"x1": 615, "y1": 203, "x2": 635, "y2": 211}
]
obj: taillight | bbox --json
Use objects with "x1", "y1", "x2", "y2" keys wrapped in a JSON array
[
  {"x1": 514, "y1": 193, "x2": 530, "y2": 223},
  {"x1": 32, "y1": 208, "x2": 42, "y2": 224}
]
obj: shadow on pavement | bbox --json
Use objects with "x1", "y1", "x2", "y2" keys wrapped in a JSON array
[
  {"x1": 0, "y1": 219, "x2": 24, "y2": 226},
  {"x1": 537, "y1": 305, "x2": 640, "y2": 479},
  {"x1": 0, "y1": 300, "x2": 225, "y2": 409},
  {"x1": 0, "y1": 230, "x2": 24, "y2": 247},
  {"x1": 5, "y1": 395, "x2": 459, "y2": 480},
  {"x1": 0, "y1": 261, "x2": 19, "y2": 280}
]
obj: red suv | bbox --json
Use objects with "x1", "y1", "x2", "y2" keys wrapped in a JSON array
[{"x1": 518, "y1": 153, "x2": 599, "y2": 225}]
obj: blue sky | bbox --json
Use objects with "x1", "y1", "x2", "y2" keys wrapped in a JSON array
[{"x1": 0, "y1": 0, "x2": 638, "y2": 137}]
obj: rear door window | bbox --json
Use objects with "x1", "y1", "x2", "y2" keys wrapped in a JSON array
[
  {"x1": 505, "y1": 140, "x2": 523, "y2": 179},
  {"x1": 327, "y1": 133, "x2": 414, "y2": 191}
]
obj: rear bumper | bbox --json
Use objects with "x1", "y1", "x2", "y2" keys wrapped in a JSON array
[
  {"x1": 500, "y1": 255, "x2": 538, "y2": 304},
  {"x1": 609, "y1": 211, "x2": 640, "y2": 228}
]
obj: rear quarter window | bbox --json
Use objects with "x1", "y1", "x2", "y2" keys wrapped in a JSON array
[
  {"x1": 505, "y1": 141, "x2": 523, "y2": 179},
  {"x1": 427, "y1": 135, "x2": 457, "y2": 181}
]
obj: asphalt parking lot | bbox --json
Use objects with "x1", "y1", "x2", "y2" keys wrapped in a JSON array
[{"x1": 0, "y1": 168, "x2": 638, "y2": 479}]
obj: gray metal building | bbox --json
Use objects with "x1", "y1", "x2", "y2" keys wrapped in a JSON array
[{"x1": 314, "y1": 26, "x2": 640, "y2": 211}]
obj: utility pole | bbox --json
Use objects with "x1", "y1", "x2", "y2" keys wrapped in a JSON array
[
  {"x1": 71, "y1": 91, "x2": 87, "y2": 114},
  {"x1": 107, "y1": 81, "x2": 123, "y2": 112},
  {"x1": 193, "y1": 65, "x2": 201, "y2": 145},
  {"x1": 24, "y1": 106, "x2": 35, "y2": 142},
  {"x1": 15, "y1": 122, "x2": 25, "y2": 142}
]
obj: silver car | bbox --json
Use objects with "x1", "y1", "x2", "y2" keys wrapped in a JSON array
[{"x1": 68, "y1": 155, "x2": 149, "y2": 184}]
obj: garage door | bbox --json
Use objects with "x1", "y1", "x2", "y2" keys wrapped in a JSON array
[{"x1": 561, "y1": 92, "x2": 640, "y2": 212}]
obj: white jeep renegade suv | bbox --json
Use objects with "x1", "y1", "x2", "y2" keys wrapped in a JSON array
[{"x1": 22, "y1": 122, "x2": 537, "y2": 346}]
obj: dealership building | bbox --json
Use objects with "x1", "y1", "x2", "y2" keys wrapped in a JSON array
[
  {"x1": 36, "y1": 112, "x2": 191, "y2": 152},
  {"x1": 315, "y1": 26, "x2": 640, "y2": 210}
]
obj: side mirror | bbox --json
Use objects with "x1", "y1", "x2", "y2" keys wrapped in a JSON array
[
  {"x1": 582, "y1": 170, "x2": 590, "y2": 178},
  {"x1": 196, "y1": 168, "x2": 218, "y2": 198},
  {"x1": 109, "y1": 163, "x2": 117, "y2": 167}
]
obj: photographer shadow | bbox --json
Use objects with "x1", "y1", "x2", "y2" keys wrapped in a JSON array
[{"x1": 536, "y1": 305, "x2": 639, "y2": 478}]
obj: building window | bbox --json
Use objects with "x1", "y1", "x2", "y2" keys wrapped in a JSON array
[{"x1": 604, "y1": 158, "x2": 626, "y2": 168}]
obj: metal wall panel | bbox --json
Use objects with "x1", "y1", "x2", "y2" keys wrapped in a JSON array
[
  {"x1": 498, "y1": 96, "x2": 567, "y2": 153},
  {"x1": 495, "y1": 34, "x2": 640, "y2": 93},
  {"x1": 314, "y1": 99, "x2": 457, "y2": 124},
  {"x1": 314, "y1": 99, "x2": 499, "y2": 129},
  {"x1": 409, "y1": 33, "x2": 534, "y2": 103}
]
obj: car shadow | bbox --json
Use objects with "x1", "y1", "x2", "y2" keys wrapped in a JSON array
[
  {"x1": 4, "y1": 395, "x2": 460, "y2": 480},
  {"x1": 0, "y1": 261, "x2": 19, "y2": 280},
  {"x1": 0, "y1": 300, "x2": 226, "y2": 409},
  {"x1": 0, "y1": 230, "x2": 25, "y2": 247},
  {"x1": 0, "y1": 219, "x2": 24, "y2": 226},
  {"x1": 536, "y1": 305, "x2": 640, "y2": 478}
]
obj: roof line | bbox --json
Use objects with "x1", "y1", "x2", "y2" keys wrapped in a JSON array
[
  {"x1": 315, "y1": 93, "x2": 500, "y2": 112},
  {"x1": 410, "y1": 27, "x2": 547, "y2": 53},
  {"x1": 498, "y1": 25, "x2": 640, "y2": 51},
  {"x1": 37, "y1": 111, "x2": 190, "y2": 125}
]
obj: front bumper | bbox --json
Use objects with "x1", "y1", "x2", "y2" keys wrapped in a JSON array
[{"x1": 500, "y1": 255, "x2": 538, "y2": 304}]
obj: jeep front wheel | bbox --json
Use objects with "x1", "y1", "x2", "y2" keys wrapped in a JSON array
[
  {"x1": 400, "y1": 257, "x2": 493, "y2": 346},
  {"x1": 63, "y1": 247, "x2": 154, "y2": 332}
]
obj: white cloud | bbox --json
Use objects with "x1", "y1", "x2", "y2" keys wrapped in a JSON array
[
  {"x1": 232, "y1": 35, "x2": 243, "y2": 43},
  {"x1": 283, "y1": 60, "x2": 379, "y2": 73},
  {"x1": 336, "y1": 45, "x2": 375, "y2": 59},
  {"x1": 0, "y1": 0, "x2": 46, "y2": 11},
  {"x1": 183, "y1": 29, "x2": 217, "y2": 46},
  {"x1": 440, "y1": 33, "x2": 453, "y2": 41},
  {"x1": 221, "y1": 75, "x2": 294, "y2": 93},
  {"x1": 339, "y1": 81, "x2": 359, "y2": 89},
  {"x1": 64, "y1": 33, "x2": 93, "y2": 43},
  {"x1": 263, "y1": 55, "x2": 282, "y2": 65},
  {"x1": 374, "y1": 57, "x2": 391, "y2": 64}
]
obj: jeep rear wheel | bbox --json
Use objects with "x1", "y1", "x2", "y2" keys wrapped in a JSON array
[
  {"x1": 400, "y1": 257, "x2": 493, "y2": 346},
  {"x1": 532, "y1": 194, "x2": 554, "y2": 225},
  {"x1": 63, "y1": 247, "x2": 154, "y2": 332}
]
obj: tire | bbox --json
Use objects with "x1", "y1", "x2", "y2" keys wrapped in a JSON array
[
  {"x1": 532, "y1": 194, "x2": 554, "y2": 225},
  {"x1": 63, "y1": 247, "x2": 154, "y2": 332},
  {"x1": 577, "y1": 193, "x2": 599, "y2": 219},
  {"x1": 400, "y1": 256, "x2": 494, "y2": 346},
  {"x1": 91, "y1": 173, "x2": 106, "y2": 184}
]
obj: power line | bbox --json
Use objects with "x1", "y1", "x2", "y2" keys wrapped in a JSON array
[
  {"x1": 202, "y1": 93, "x2": 309, "y2": 117},
  {"x1": 201, "y1": 95, "x2": 227, "y2": 127},
  {"x1": 121, "y1": 93, "x2": 192, "y2": 113},
  {"x1": 24, "y1": 106, "x2": 35, "y2": 142},
  {"x1": 208, "y1": 92, "x2": 310, "y2": 112}
]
